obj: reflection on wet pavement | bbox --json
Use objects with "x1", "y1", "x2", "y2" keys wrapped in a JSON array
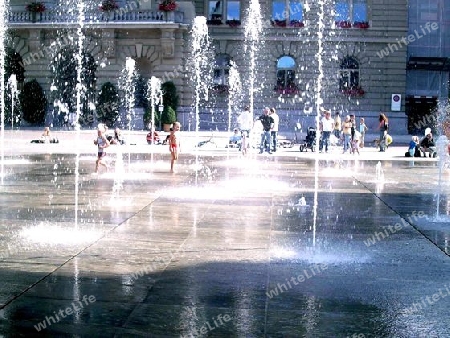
[{"x1": 0, "y1": 151, "x2": 449, "y2": 337}]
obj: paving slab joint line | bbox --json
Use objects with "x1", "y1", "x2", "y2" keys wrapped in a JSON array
[
  {"x1": 353, "y1": 175, "x2": 450, "y2": 259},
  {"x1": 0, "y1": 190, "x2": 167, "y2": 312}
]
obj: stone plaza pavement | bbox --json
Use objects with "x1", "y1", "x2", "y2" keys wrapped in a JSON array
[{"x1": 0, "y1": 130, "x2": 449, "y2": 337}]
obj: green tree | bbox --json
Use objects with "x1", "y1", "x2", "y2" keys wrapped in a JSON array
[
  {"x1": 50, "y1": 45, "x2": 97, "y2": 127},
  {"x1": 161, "y1": 81, "x2": 179, "y2": 112},
  {"x1": 20, "y1": 79, "x2": 47, "y2": 124},
  {"x1": 97, "y1": 82, "x2": 120, "y2": 127},
  {"x1": 4, "y1": 48, "x2": 25, "y2": 126},
  {"x1": 161, "y1": 106, "x2": 177, "y2": 125}
]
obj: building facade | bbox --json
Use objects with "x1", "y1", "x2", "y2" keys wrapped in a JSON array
[{"x1": 7, "y1": 0, "x2": 415, "y2": 133}]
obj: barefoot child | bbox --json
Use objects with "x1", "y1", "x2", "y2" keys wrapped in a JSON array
[
  {"x1": 94, "y1": 127, "x2": 110, "y2": 173},
  {"x1": 169, "y1": 122, "x2": 181, "y2": 173}
]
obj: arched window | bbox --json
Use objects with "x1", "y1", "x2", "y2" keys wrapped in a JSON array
[
  {"x1": 276, "y1": 56, "x2": 297, "y2": 90},
  {"x1": 213, "y1": 54, "x2": 231, "y2": 85},
  {"x1": 339, "y1": 56, "x2": 365, "y2": 96},
  {"x1": 339, "y1": 56, "x2": 361, "y2": 90}
]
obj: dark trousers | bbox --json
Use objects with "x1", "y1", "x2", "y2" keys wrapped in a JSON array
[
  {"x1": 319, "y1": 131, "x2": 331, "y2": 152},
  {"x1": 271, "y1": 131, "x2": 278, "y2": 151}
]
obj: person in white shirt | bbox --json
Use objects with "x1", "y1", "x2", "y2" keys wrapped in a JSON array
[
  {"x1": 237, "y1": 106, "x2": 253, "y2": 150},
  {"x1": 270, "y1": 107, "x2": 279, "y2": 152},
  {"x1": 319, "y1": 110, "x2": 334, "y2": 153}
]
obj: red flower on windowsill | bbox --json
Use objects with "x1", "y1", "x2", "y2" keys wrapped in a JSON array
[
  {"x1": 99, "y1": 0, "x2": 119, "y2": 11},
  {"x1": 159, "y1": 0, "x2": 176, "y2": 12},
  {"x1": 274, "y1": 84, "x2": 300, "y2": 95},
  {"x1": 290, "y1": 20, "x2": 304, "y2": 27},
  {"x1": 335, "y1": 20, "x2": 352, "y2": 28},
  {"x1": 353, "y1": 21, "x2": 369, "y2": 29},
  {"x1": 26, "y1": 1, "x2": 46, "y2": 13},
  {"x1": 207, "y1": 19, "x2": 223, "y2": 25},
  {"x1": 272, "y1": 19, "x2": 287, "y2": 27},
  {"x1": 211, "y1": 84, "x2": 229, "y2": 95},
  {"x1": 340, "y1": 87, "x2": 365, "y2": 97},
  {"x1": 226, "y1": 20, "x2": 241, "y2": 27}
]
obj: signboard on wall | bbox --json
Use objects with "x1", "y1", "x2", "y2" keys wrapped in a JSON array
[{"x1": 391, "y1": 94, "x2": 401, "y2": 111}]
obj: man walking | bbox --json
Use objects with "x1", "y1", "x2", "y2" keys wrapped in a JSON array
[
  {"x1": 257, "y1": 107, "x2": 274, "y2": 154},
  {"x1": 319, "y1": 110, "x2": 334, "y2": 153},
  {"x1": 270, "y1": 107, "x2": 279, "y2": 152}
]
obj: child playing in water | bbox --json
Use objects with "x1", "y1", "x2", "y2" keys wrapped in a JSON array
[
  {"x1": 169, "y1": 122, "x2": 181, "y2": 173},
  {"x1": 93, "y1": 126, "x2": 110, "y2": 173}
]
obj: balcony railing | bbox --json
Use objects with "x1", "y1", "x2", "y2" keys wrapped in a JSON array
[{"x1": 8, "y1": 8, "x2": 184, "y2": 24}]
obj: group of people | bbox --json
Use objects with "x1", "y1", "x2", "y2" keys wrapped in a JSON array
[
  {"x1": 320, "y1": 111, "x2": 370, "y2": 154},
  {"x1": 229, "y1": 106, "x2": 280, "y2": 155},
  {"x1": 94, "y1": 122, "x2": 182, "y2": 174},
  {"x1": 407, "y1": 127, "x2": 437, "y2": 158}
]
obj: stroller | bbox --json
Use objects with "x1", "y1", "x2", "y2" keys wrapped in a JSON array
[{"x1": 299, "y1": 127, "x2": 317, "y2": 152}]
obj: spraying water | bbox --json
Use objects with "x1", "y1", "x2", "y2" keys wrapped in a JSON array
[
  {"x1": 8, "y1": 75, "x2": 18, "y2": 130},
  {"x1": 147, "y1": 76, "x2": 163, "y2": 144},
  {"x1": 310, "y1": 0, "x2": 327, "y2": 247},
  {"x1": 188, "y1": 16, "x2": 213, "y2": 182},
  {"x1": 74, "y1": 0, "x2": 86, "y2": 228},
  {"x1": 0, "y1": 0, "x2": 6, "y2": 185},
  {"x1": 243, "y1": 0, "x2": 263, "y2": 117},
  {"x1": 375, "y1": 161, "x2": 384, "y2": 182},
  {"x1": 120, "y1": 57, "x2": 136, "y2": 168}
]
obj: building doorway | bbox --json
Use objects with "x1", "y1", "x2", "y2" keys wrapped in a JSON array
[{"x1": 405, "y1": 95, "x2": 438, "y2": 134}]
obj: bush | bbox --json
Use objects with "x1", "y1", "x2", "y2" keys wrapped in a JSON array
[
  {"x1": 143, "y1": 108, "x2": 161, "y2": 130},
  {"x1": 161, "y1": 106, "x2": 177, "y2": 125},
  {"x1": 161, "y1": 81, "x2": 179, "y2": 112},
  {"x1": 96, "y1": 82, "x2": 119, "y2": 127},
  {"x1": 20, "y1": 79, "x2": 47, "y2": 124}
]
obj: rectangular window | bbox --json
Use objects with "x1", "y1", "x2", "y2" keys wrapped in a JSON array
[
  {"x1": 335, "y1": 0, "x2": 350, "y2": 22},
  {"x1": 209, "y1": 1, "x2": 222, "y2": 20},
  {"x1": 335, "y1": 0, "x2": 368, "y2": 24},
  {"x1": 272, "y1": 0, "x2": 303, "y2": 22},
  {"x1": 227, "y1": 1, "x2": 240, "y2": 21},
  {"x1": 353, "y1": 0, "x2": 367, "y2": 22}
]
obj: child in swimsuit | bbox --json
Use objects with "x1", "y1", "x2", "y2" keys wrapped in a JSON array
[
  {"x1": 93, "y1": 127, "x2": 110, "y2": 173},
  {"x1": 169, "y1": 122, "x2": 181, "y2": 173}
]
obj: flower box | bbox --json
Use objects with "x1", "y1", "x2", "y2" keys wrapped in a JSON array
[
  {"x1": 272, "y1": 19, "x2": 287, "y2": 27},
  {"x1": 159, "y1": 2, "x2": 177, "y2": 12},
  {"x1": 290, "y1": 20, "x2": 304, "y2": 28},
  {"x1": 274, "y1": 85, "x2": 300, "y2": 95},
  {"x1": 353, "y1": 21, "x2": 369, "y2": 29},
  {"x1": 211, "y1": 84, "x2": 229, "y2": 95},
  {"x1": 340, "y1": 87, "x2": 365, "y2": 97},
  {"x1": 335, "y1": 20, "x2": 352, "y2": 28},
  {"x1": 207, "y1": 19, "x2": 223, "y2": 25},
  {"x1": 26, "y1": 2, "x2": 46, "y2": 13},
  {"x1": 99, "y1": 0, "x2": 119, "y2": 11},
  {"x1": 226, "y1": 20, "x2": 241, "y2": 27}
]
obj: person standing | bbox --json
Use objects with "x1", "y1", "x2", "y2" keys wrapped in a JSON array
[
  {"x1": 237, "y1": 105, "x2": 253, "y2": 150},
  {"x1": 94, "y1": 126, "x2": 110, "y2": 174},
  {"x1": 342, "y1": 115, "x2": 352, "y2": 153},
  {"x1": 359, "y1": 118, "x2": 368, "y2": 148},
  {"x1": 257, "y1": 107, "x2": 274, "y2": 154},
  {"x1": 333, "y1": 112, "x2": 342, "y2": 140},
  {"x1": 319, "y1": 110, "x2": 334, "y2": 153},
  {"x1": 377, "y1": 113, "x2": 389, "y2": 152},
  {"x1": 169, "y1": 122, "x2": 181, "y2": 173},
  {"x1": 270, "y1": 107, "x2": 279, "y2": 152}
]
